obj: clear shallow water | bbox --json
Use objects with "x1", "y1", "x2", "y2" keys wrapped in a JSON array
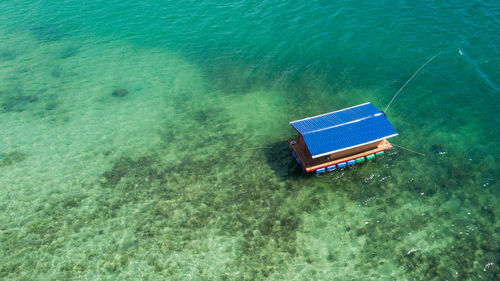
[{"x1": 0, "y1": 0, "x2": 498, "y2": 280}]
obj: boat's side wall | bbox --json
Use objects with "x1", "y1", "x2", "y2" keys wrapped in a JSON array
[
  {"x1": 304, "y1": 146, "x2": 391, "y2": 173},
  {"x1": 323, "y1": 140, "x2": 381, "y2": 161},
  {"x1": 289, "y1": 138, "x2": 393, "y2": 173}
]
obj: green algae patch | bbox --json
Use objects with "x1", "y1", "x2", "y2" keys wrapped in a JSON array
[
  {"x1": 0, "y1": 151, "x2": 28, "y2": 167},
  {"x1": 92, "y1": 151, "x2": 307, "y2": 279},
  {"x1": 2, "y1": 95, "x2": 39, "y2": 112}
]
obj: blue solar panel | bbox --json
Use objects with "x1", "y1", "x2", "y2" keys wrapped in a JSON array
[
  {"x1": 290, "y1": 103, "x2": 397, "y2": 158},
  {"x1": 290, "y1": 103, "x2": 380, "y2": 135}
]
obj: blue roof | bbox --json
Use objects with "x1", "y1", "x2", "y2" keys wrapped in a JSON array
[{"x1": 290, "y1": 103, "x2": 397, "y2": 158}]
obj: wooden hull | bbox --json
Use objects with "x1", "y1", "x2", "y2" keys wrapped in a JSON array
[{"x1": 288, "y1": 138, "x2": 393, "y2": 173}]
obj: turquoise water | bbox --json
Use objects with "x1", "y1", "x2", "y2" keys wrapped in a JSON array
[{"x1": 0, "y1": 0, "x2": 498, "y2": 279}]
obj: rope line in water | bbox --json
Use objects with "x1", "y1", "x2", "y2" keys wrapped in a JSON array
[
  {"x1": 383, "y1": 44, "x2": 461, "y2": 158},
  {"x1": 392, "y1": 143, "x2": 426, "y2": 156},
  {"x1": 384, "y1": 48, "x2": 447, "y2": 113},
  {"x1": 242, "y1": 146, "x2": 272, "y2": 151}
]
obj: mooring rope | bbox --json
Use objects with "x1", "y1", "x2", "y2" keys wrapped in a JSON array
[
  {"x1": 242, "y1": 146, "x2": 272, "y2": 151},
  {"x1": 392, "y1": 143, "x2": 426, "y2": 156},
  {"x1": 384, "y1": 48, "x2": 447, "y2": 113},
  {"x1": 382, "y1": 44, "x2": 463, "y2": 158}
]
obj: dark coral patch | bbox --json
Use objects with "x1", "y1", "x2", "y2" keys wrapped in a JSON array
[
  {"x1": 430, "y1": 143, "x2": 445, "y2": 154},
  {"x1": 2, "y1": 95, "x2": 38, "y2": 112},
  {"x1": 30, "y1": 22, "x2": 67, "y2": 42},
  {"x1": 0, "y1": 50, "x2": 17, "y2": 61},
  {"x1": 0, "y1": 151, "x2": 28, "y2": 167},
  {"x1": 96, "y1": 152, "x2": 307, "y2": 278},
  {"x1": 59, "y1": 46, "x2": 79, "y2": 59},
  {"x1": 50, "y1": 66, "x2": 62, "y2": 78},
  {"x1": 112, "y1": 88, "x2": 129, "y2": 97}
]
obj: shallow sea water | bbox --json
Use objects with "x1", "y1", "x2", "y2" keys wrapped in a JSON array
[{"x1": 0, "y1": 0, "x2": 498, "y2": 280}]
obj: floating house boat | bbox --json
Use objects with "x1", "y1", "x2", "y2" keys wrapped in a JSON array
[{"x1": 288, "y1": 102, "x2": 398, "y2": 174}]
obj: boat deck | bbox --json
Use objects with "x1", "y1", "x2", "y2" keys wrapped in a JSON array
[{"x1": 288, "y1": 139, "x2": 392, "y2": 173}]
